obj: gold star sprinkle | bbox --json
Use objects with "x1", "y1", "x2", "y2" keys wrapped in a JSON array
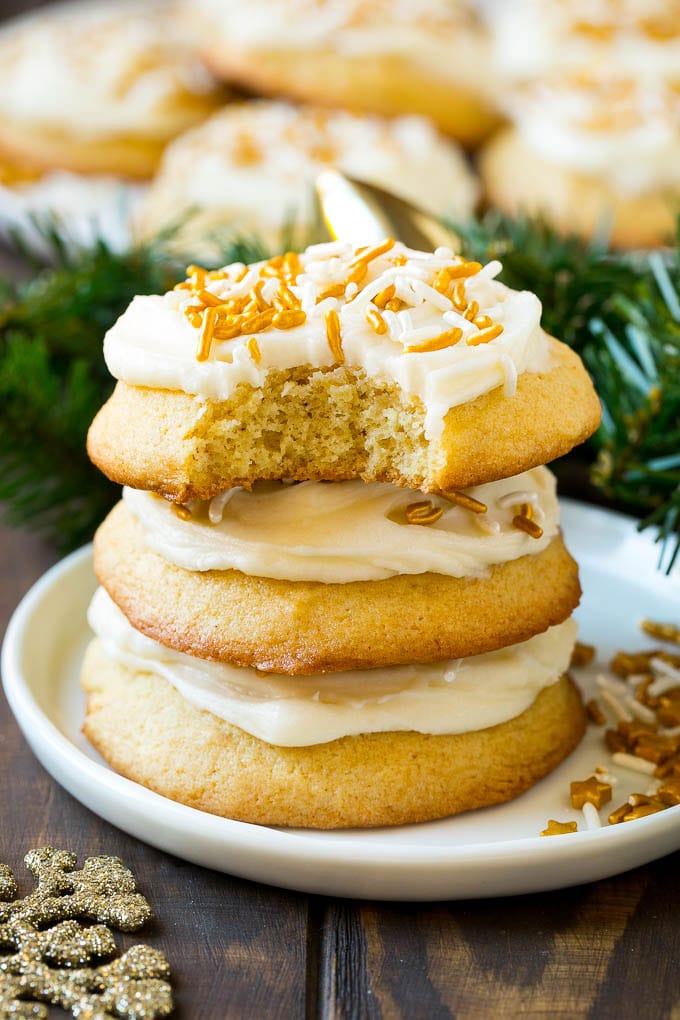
[
  {"x1": 0, "y1": 848, "x2": 172, "y2": 1019},
  {"x1": 570, "y1": 776, "x2": 612, "y2": 810},
  {"x1": 540, "y1": 819, "x2": 578, "y2": 837}
]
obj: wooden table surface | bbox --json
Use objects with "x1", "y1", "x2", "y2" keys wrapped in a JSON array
[{"x1": 1, "y1": 2, "x2": 680, "y2": 1017}]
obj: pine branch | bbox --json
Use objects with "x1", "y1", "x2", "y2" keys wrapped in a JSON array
[
  {"x1": 455, "y1": 213, "x2": 680, "y2": 570},
  {"x1": 0, "y1": 230, "x2": 270, "y2": 551}
]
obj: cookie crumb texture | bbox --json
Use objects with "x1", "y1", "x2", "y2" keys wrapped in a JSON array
[{"x1": 87, "y1": 340, "x2": 600, "y2": 500}]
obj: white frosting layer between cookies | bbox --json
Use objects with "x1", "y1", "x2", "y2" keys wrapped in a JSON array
[
  {"x1": 143, "y1": 102, "x2": 478, "y2": 231},
  {"x1": 0, "y1": 0, "x2": 217, "y2": 139},
  {"x1": 104, "y1": 241, "x2": 549, "y2": 440},
  {"x1": 88, "y1": 588, "x2": 577, "y2": 747},
  {"x1": 123, "y1": 467, "x2": 558, "y2": 583}
]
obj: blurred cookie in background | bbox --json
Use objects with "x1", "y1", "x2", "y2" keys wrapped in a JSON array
[
  {"x1": 479, "y1": 74, "x2": 680, "y2": 249},
  {"x1": 0, "y1": 0, "x2": 225, "y2": 251},
  {"x1": 188, "y1": 0, "x2": 500, "y2": 147},
  {"x1": 487, "y1": 0, "x2": 680, "y2": 86},
  {"x1": 136, "y1": 101, "x2": 479, "y2": 256}
]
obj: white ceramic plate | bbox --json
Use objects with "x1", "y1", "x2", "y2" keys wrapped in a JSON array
[{"x1": 3, "y1": 499, "x2": 680, "y2": 901}]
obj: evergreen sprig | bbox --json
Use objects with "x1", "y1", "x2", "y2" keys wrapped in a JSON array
[
  {"x1": 0, "y1": 231, "x2": 268, "y2": 551},
  {"x1": 454, "y1": 213, "x2": 680, "y2": 570},
  {"x1": 1, "y1": 216, "x2": 680, "y2": 568}
]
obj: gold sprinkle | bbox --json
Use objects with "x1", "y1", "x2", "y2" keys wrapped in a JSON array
[
  {"x1": 172, "y1": 504, "x2": 192, "y2": 521},
  {"x1": 234, "y1": 265, "x2": 249, "y2": 283},
  {"x1": 213, "y1": 321, "x2": 244, "y2": 342},
  {"x1": 349, "y1": 237, "x2": 395, "y2": 268},
  {"x1": 197, "y1": 289, "x2": 226, "y2": 308},
  {"x1": 196, "y1": 306, "x2": 217, "y2": 362},
  {"x1": 242, "y1": 309, "x2": 276, "y2": 334},
  {"x1": 405, "y1": 327, "x2": 463, "y2": 354},
  {"x1": 448, "y1": 260, "x2": 482, "y2": 279},
  {"x1": 365, "y1": 307, "x2": 388, "y2": 335},
  {"x1": 325, "y1": 309, "x2": 344, "y2": 364},
  {"x1": 283, "y1": 251, "x2": 302, "y2": 280},
  {"x1": 657, "y1": 778, "x2": 680, "y2": 806},
  {"x1": 467, "y1": 324, "x2": 504, "y2": 346},
  {"x1": 512, "y1": 514, "x2": 544, "y2": 539},
  {"x1": 247, "y1": 337, "x2": 262, "y2": 365},
  {"x1": 571, "y1": 642, "x2": 596, "y2": 668},
  {"x1": 641, "y1": 619, "x2": 680, "y2": 646},
  {"x1": 317, "y1": 283, "x2": 346, "y2": 302},
  {"x1": 586, "y1": 698, "x2": 606, "y2": 725},
  {"x1": 385, "y1": 297, "x2": 404, "y2": 312},
  {"x1": 464, "y1": 300, "x2": 480, "y2": 321},
  {"x1": 273, "y1": 282, "x2": 299, "y2": 311},
  {"x1": 473, "y1": 314, "x2": 493, "y2": 329},
  {"x1": 570, "y1": 777, "x2": 612, "y2": 810},
  {"x1": 441, "y1": 490, "x2": 487, "y2": 514},
  {"x1": 251, "y1": 280, "x2": 268, "y2": 311},
  {"x1": 452, "y1": 281, "x2": 467, "y2": 311},
  {"x1": 404, "y1": 500, "x2": 444, "y2": 526},
  {"x1": 273, "y1": 309, "x2": 306, "y2": 330},
  {"x1": 345, "y1": 261, "x2": 368, "y2": 287},
  {"x1": 391, "y1": 254, "x2": 407, "y2": 266},
  {"x1": 373, "y1": 283, "x2": 396, "y2": 308},
  {"x1": 541, "y1": 819, "x2": 578, "y2": 836}
]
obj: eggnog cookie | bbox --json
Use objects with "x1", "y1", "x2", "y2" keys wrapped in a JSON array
[
  {"x1": 87, "y1": 241, "x2": 601, "y2": 500},
  {"x1": 137, "y1": 101, "x2": 478, "y2": 252},
  {"x1": 0, "y1": 0, "x2": 223, "y2": 180},
  {"x1": 94, "y1": 469, "x2": 580, "y2": 672},
  {"x1": 81, "y1": 600, "x2": 584, "y2": 828},
  {"x1": 480, "y1": 76, "x2": 680, "y2": 249},
  {"x1": 189, "y1": 0, "x2": 499, "y2": 146},
  {"x1": 488, "y1": 0, "x2": 680, "y2": 85}
]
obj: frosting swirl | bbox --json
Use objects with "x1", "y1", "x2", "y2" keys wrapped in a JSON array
[
  {"x1": 123, "y1": 467, "x2": 558, "y2": 583},
  {"x1": 88, "y1": 587, "x2": 577, "y2": 747},
  {"x1": 103, "y1": 240, "x2": 550, "y2": 441}
]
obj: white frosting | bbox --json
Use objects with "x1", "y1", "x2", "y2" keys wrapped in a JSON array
[
  {"x1": 142, "y1": 102, "x2": 478, "y2": 233},
  {"x1": 0, "y1": 172, "x2": 145, "y2": 254},
  {"x1": 506, "y1": 76, "x2": 680, "y2": 194},
  {"x1": 103, "y1": 241, "x2": 550, "y2": 441},
  {"x1": 88, "y1": 587, "x2": 577, "y2": 747},
  {"x1": 0, "y1": 0, "x2": 218, "y2": 139},
  {"x1": 194, "y1": 0, "x2": 489, "y2": 84},
  {"x1": 488, "y1": 0, "x2": 680, "y2": 83},
  {"x1": 123, "y1": 467, "x2": 558, "y2": 583}
]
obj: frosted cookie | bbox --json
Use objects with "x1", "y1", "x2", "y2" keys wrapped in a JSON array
[
  {"x1": 488, "y1": 0, "x2": 680, "y2": 85},
  {"x1": 137, "y1": 101, "x2": 479, "y2": 252},
  {"x1": 188, "y1": 0, "x2": 499, "y2": 146},
  {"x1": 480, "y1": 75, "x2": 680, "y2": 248},
  {"x1": 93, "y1": 469, "x2": 581, "y2": 672},
  {"x1": 0, "y1": 0, "x2": 223, "y2": 181},
  {"x1": 81, "y1": 595, "x2": 585, "y2": 828},
  {"x1": 87, "y1": 241, "x2": 601, "y2": 500}
]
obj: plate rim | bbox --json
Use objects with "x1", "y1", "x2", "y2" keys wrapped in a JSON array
[{"x1": 3, "y1": 501, "x2": 680, "y2": 890}]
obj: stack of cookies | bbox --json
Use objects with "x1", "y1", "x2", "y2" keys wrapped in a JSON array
[{"x1": 84, "y1": 239, "x2": 600, "y2": 828}]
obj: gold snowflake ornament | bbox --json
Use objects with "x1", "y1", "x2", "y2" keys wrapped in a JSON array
[{"x1": 0, "y1": 847, "x2": 173, "y2": 1019}]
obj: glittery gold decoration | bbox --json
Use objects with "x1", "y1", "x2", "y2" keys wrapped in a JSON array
[
  {"x1": 540, "y1": 819, "x2": 578, "y2": 837},
  {"x1": 0, "y1": 848, "x2": 172, "y2": 1019}
]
